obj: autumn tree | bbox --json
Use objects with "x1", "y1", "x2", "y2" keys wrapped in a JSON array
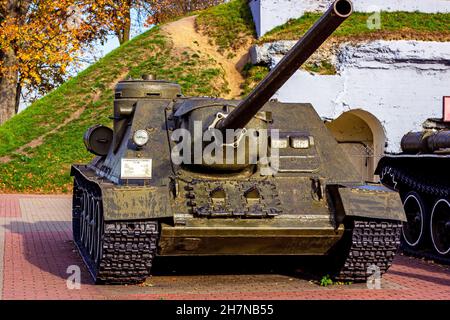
[
  {"x1": 0, "y1": 0, "x2": 225, "y2": 124},
  {"x1": 105, "y1": 0, "x2": 137, "y2": 44},
  {"x1": 0, "y1": 0, "x2": 131, "y2": 124},
  {"x1": 113, "y1": 0, "x2": 226, "y2": 44}
]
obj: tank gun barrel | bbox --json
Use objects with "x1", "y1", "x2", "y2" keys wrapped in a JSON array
[
  {"x1": 401, "y1": 130, "x2": 450, "y2": 154},
  {"x1": 216, "y1": 0, "x2": 353, "y2": 131}
]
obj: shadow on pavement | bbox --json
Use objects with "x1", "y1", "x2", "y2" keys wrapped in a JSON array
[
  {"x1": 3, "y1": 220, "x2": 95, "y2": 285},
  {"x1": 153, "y1": 255, "x2": 329, "y2": 283},
  {"x1": 388, "y1": 269, "x2": 450, "y2": 287}
]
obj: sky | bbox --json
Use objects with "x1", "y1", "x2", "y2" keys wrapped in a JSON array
[{"x1": 82, "y1": 9, "x2": 152, "y2": 69}]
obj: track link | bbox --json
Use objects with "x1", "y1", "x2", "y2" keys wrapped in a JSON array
[
  {"x1": 72, "y1": 171, "x2": 159, "y2": 284},
  {"x1": 334, "y1": 219, "x2": 402, "y2": 282},
  {"x1": 94, "y1": 221, "x2": 159, "y2": 284}
]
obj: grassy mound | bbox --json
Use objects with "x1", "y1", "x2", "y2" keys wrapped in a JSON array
[
  {"x1": 0, "y1": 27, "x2": 228, "y2": 193},
  {"x1": 196, "y1": 0, "x2": 256, "y2": 54}
]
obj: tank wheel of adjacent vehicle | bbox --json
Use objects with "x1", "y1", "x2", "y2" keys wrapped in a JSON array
[
  {"x1": 430, "y1": 199, "x2": 450, "y2": 256},
  {"x1": 329, "y1": 218, "x2": 402, "y2": 282},
  {"x1": 401, "y1": 191, "x2": 428, "y2": 250}
]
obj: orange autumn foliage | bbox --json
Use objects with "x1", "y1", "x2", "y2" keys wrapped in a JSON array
[
  {"x1": 0, "y1": 0, "x2": 225, "y2": 123},
  {"x1": 0, "y1": 0, "x2": 131, "y2": 96}
]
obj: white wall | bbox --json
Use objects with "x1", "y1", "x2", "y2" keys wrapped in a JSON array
[
  {"x1": 269, "y1": 40, "x2": 450, "y2": 153},
  {"x1": 249, "y1": 0, "x2": 313, "y2": 39},
  {"x1": 249, "y1": 0, "x2": 450, "y2": 37}
]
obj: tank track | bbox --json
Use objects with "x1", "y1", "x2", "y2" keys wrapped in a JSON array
[
  {"x1": 94, "y1": 221, "x2": 158, "y2": 284},
  {"x1": 72, "y1": 172, "x2": 159, "y2": 284},
  {"x1": 333, "y1": 219, "x2": 402, "y2": 282},
  {"x1": 380, "y1": 164, "x2": 449, "y2": 198},
  {"x1": 379, "y1": 163, "x2": 450, "y2": 265}
]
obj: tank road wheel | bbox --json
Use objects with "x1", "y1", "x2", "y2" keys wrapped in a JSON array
[
  {"x1": 402, "y1": 192, "x2": 428, "y2": 250},
  {"x1": 93, "y1": 200, "x2": 103, "y2": 264},
  {"x1": 430, "y1": 199, "x2": 450, "y2": 256},
  {"x1": 80, "y1": 191, "x2": 91, "y2": 251},
  {"x1": 72, "y1": 174, "x2": 160, "y2": 284},
  {"x1": 72, "y1": 177, "x2": 83, "y2": 244},
  {"x1": 330, "y1": 219, "x2": 402, "y2": 282},
  {"x1": 87, "y1": 198, "x2": 102, "y2": 262}
]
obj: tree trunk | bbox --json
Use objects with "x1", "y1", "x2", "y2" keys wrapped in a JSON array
[
  {"x1": 0, "y1": 0, "x2": 31, "y2": 124},
  {"x1": 0, "y1": 47, "x2": 19, "y2": 125},
  {"x1": 117, "y1": 2, "x2": 131, "y2": 45},
  {"x1": 15, "y1": 81, "x2": 21, "y2": 114},
  {"x1": 122, "y1": 20, "x2": 131, "y2": 44}
]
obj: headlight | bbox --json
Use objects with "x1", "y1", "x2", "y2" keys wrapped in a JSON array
[
  {"x1": 133, "y1": 129, "x2": 149, "y2": 147},
  {"x1": 83, "y1": 125, "x2": 113, "y2": 156}
]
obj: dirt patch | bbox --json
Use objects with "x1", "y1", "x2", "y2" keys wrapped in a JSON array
[{"x1": 161, "y1": 16, "x2": 250, "y2": 99}]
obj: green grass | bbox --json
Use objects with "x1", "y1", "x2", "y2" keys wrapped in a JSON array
[
  {"x1": 240, "y1": 64, "x2": 269, "y2": 96},
  {"x1": 304, "y1": 60, "x2": 337, "y2": 75},
  {"x1": 320, "y1": 275, "x2": 352, "y2": 287},
  {"x1": 0, "y1": 27, "x2": 228, "y2": 193},
  {"x1": 261, "y1": 12, "x2": 450, "y2": 43},
  {"x1": 196, "y1": 0, "x2": 256, "y2": 53},
  {"x1": 241, "y1": 59, "x2": 335, "y2": 95}
]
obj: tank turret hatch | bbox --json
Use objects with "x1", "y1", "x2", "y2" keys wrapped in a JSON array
[{"x1": 115, "y1": 75, "x2": 182, "y2": 99}]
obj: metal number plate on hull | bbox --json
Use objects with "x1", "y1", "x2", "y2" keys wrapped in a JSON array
[{"x1": 121, "y1": 159, "x2": 152, "y2": 179}]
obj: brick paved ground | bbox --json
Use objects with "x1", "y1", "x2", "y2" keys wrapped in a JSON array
[{"x1": 0, "y1": 194, "x2": 450, "y2": 300}]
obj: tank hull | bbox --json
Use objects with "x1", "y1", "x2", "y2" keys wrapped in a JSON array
[
  {"x1": 72, "y1": 161, "x2": 404, "y2": 284},
  {"x1": 71, "y1": 97, "x2": 406, "y2": 284}
]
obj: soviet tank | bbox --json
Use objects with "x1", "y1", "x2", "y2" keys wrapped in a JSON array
[
  {"x1": 376, "y1": 97, "x2": 450, "y2": 263},
  {"x1": 71, "y1": 0, "x2": 406, "y2": 284}
]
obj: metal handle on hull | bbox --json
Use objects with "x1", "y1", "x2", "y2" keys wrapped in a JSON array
[{"x1": 216, "y1": 0, "x2": 353, "y2": 131}]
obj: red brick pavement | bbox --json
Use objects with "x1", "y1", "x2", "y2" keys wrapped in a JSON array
[
  {"x1": 2, "y1": 231, "x2": 103, "y2": 300},
  {"x1": 1, "y1": 194, "x2": 450, "y2": 300},
  {"x1": 0, "y1": 195, "x2": 21, "y2": 218}
]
